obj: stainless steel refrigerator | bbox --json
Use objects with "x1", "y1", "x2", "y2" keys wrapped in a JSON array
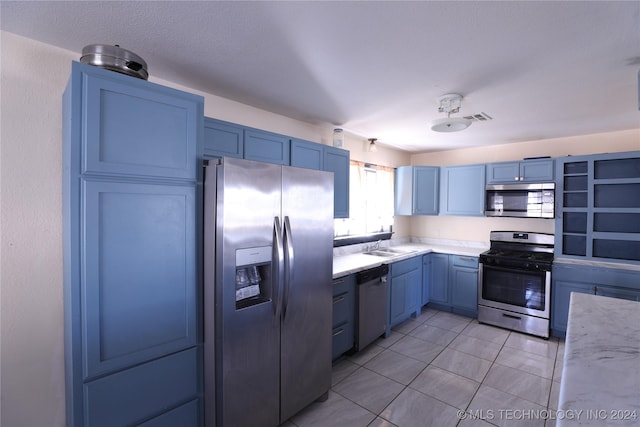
[{"x1": 203, "y1": 157, "x2": 334, "y2": 427}]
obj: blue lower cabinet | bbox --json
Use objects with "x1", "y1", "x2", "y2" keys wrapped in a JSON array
[
  {"x1": 332, "y1": 275, "x2": 355, "y2": 360},
  {"x1": 388, "y1": 257, "x2": 422, "y2": 329},
  {"x1": 422, "y1": 254, "x2": 431, "y2": 305},
  {"x1": 428, "y1": 254, "x2": 450, "y2": 308},
  {"x1": 551, "y1": 263, "x2": 640, "y2": 337},
  {"x1": 426, "y1": 254, "x2": 478, "y2": 318}
]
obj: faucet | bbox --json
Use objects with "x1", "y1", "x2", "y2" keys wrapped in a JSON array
[{"x1": 372, "y1": 240, "x2": 381, "y2": 250}]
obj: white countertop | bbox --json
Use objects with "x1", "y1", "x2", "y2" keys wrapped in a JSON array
[
  {"x1": 554, "y1": 257, "x2": 640, "y2": 272},
  {"x1": 333, "y1": 241, "x2": 487, "y2": 278},
  {"x1": 558, "y1": 293, "x2": 640, "y2": 426}
]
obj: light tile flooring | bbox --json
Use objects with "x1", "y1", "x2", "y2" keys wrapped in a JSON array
[{"x1": 284, "y1": 308, "x2": 564, "y2": 427}]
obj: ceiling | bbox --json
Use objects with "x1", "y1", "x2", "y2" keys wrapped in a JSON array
[{"x1": 2, "y1": 1, "x2": 640, "y2": 153}]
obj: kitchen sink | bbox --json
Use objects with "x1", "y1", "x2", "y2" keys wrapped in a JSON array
[
  {"x1": 364, "y1": 248, "x2": 417, "y2": 257},
  {"x1": 364, "y1": 250, "x2": 396, "y2": 257}
]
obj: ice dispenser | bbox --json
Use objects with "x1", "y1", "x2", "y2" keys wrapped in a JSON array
[{"x1": 235, "y1": 246, "x2": 271, "y2": 309}]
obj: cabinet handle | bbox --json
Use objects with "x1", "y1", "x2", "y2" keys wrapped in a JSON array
[
  {"x1": 333, "y1": 295, "x2": 345, "y2": 304},
  {"x1": 332, "y1": 328, "x2": 344, "y2": 337},
  {"x1": 333, "y1": 279, "x2": 346, "y2": 285}
]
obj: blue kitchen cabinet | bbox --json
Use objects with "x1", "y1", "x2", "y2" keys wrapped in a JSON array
[
  {"x1": 551, "y1": 263, "x2": 640, "y2": 337},
  {"x1": 556, "y1": 151, "x2": 640, "y2": 265},
  {"x1": 450, "y1": 255, "x2": 479, "y2": 318},
  {"x1": 426, "y1": 253, "x2": 479, "y2": 318},
  {"x1": 332, "y1": 274, "x2": 356, "y2": 360},
  {"x1": 388, "y1": 256, "x2": 422, "y2": 329},
  {"x1": 203, "y1": 117, "x2": 243, "y2": 159},
  {"x1": 244, "y1": 128, "x2": 290, "y2": 165},
  {"x1": 486, "y1": 159, "x2": 554, "y2": 183},
  {"x1": 421, "y1": 254, "x2": 431, "y2": 306},
  {"x1": 395, "y1": 166, "x2": 439, "y2": 215},
  {"x1": 439, "y1": 164, "x2": 486, "y2": 216},
  {"x1": 428, "y1": 253, "x2": 450, "y2": 307},
  {"x1": 324, "y1": 145, "x2": 350, "y2": 218},
  {"x1": 63, "y1": 61, "x2": 203, "y2": 426},
  {"x1": 290, "y1": 137, "x2": 324, "y2": 170}
]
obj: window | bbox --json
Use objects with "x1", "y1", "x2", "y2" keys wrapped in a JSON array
[{"x1": 334, "y1": 161, "x2": 394, "y2": 237}]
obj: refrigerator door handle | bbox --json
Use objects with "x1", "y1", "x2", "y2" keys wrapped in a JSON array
[
  {"x1": 282, "y1": 216, "x2": 295, "y2": 320},
  {"x1": 273, "y1": 216, "x2": 285, "y2": 317}
]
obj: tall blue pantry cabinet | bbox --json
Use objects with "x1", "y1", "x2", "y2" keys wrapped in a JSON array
[{"x1": 63, "y1": 62, "x2": 204, "y2": 426}]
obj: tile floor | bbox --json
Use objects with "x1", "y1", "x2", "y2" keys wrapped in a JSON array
[{"x1": 284, "y1": 308, "x2": 564, "y2": 427}]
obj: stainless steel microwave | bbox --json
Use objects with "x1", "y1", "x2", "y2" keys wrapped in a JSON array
[{"x1": 485, "y1": 183, "x2": 555, "y2": 218}]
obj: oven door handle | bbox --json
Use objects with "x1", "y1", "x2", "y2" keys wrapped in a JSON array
[
  {"x1": 480, "y1": 263, "x2": 549, "y2": 273},
  {"x1": 502, "y1": 313, "x2": 522, "y2": 320}
]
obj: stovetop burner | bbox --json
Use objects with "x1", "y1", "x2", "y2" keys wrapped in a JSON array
[{"x1": 480, "y1": 231, "x2": 555, "y2": 271}]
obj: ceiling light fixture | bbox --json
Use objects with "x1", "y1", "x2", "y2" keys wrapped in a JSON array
[
  {"x1": 430, "y1": 93, "x2": 472, "y2": 133},
  {"x1": 368, "y1": 138, "x2": 378, "y2": 152}
]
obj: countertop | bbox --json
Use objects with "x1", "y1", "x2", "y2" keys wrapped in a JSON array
[
  {"x1": 557, "y1": 293, "x2": 640, "y2": 426},
  {"x1": 333, "y1": 241, "x2": 487, "y2": 279}
]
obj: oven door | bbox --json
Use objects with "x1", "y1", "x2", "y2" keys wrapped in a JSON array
[{"x1": 478, "y1": 263, "x2": 550, "y2": 318}]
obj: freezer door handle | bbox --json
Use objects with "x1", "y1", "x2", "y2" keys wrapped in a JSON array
[
  {"x1": 282, "y1": 215, "x2": 294, "y2": 320},
  {"x1": 273, "y1": 216, "x2": 285, "y2": 317}
]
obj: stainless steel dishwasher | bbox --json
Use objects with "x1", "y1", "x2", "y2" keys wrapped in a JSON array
[{"x1": 355, "y1": 264, "x2": 389, "y2": 351}]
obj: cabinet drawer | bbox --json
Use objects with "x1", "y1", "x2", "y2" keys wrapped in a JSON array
[
  {"x1": 332, "y1": 322, "x2": 354, "y2": 360},
  {"x1": 332, "y1": 275, "x2": 355, "y2": 327},
  {"x1": 333, "y1": 291, "x2": 353, "y2": 326},
  {"x1": 391, "y1": 256, "x2": 421, "y2": 276},
  {"x1": 451, "y1": 255, "x2": 479, "y2": 269}
]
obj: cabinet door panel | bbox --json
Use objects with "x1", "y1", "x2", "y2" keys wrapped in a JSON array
[
  {"x1": 244, "y1": 129, "x2": 290, "y2": 165},
  {"x1": 203, "y1": 117, "x2": 243, "y2": 158},
  {"x1": 138, "y1": 399, "x2": 199, "y2": 427},
  {"x1": 291, "y1": 138, "x2": 323, "y2": 170},
  {"x1": 551, "y1": 280, "x2": 594, "y2": 332},
  {"x1": 440, "y1": 165, "x2": 485, "y2": 216},
  {"x1": 84, "y1": 348, "x2": 198, "y2": 427},
  {"x1": 422, "y1": 255, "x2": 431, "y2": 305},
  {"x1": 414, "y1": 167, "x2": 439, "y2": 215},
  {"x1": 429, "y1": 254, "x2": 450, "y2": 305},
  {"x1": 324, "y1": 146, "x2": 350, "y2": 218},
  {"x1": 487, "y1": 162, "x2": 520, "y2": 183},
  {"x1": 451, "y1": 267, "x2": 478, "y2": 312},
  {"x1": 82, "y1": 180, "x2": 196, "y2": 378},
  {"x1": 84, "y1": 75, "x2": 198, "y2": 179},
  {"x1": 389, "y1": 273, "x2": 408, "y2": 326},
  {"x1": 521, "y1": 160, "x2": 554, "y2": 181}
]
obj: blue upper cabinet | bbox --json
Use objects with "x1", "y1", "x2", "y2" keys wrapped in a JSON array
[
  {"x1": 324, "y1": 145, "x2": 350, "y2": 218},
  {"x1": 486, "y1": 159, "x2": 554, "y2": 183},
  {"x1": 439, "y1": 164, "x2": 486, "y2": 216},
  {"x1": 290, "y1": 138, "x2": 323, "y2": 170},
  {"x1": 556, "y1": 151, "x2": 640, "y2": 265},
  {"x1": 244, "y1": 128, "x2": 290, "y2": 165},
  {"x1": 395, "y1": 166, "x2": 439, "y2": 215},
  {"x1": 82, "y1": 68, "x2": 200, "y2": 180},
  {"x1": 63, "y1": 62, "x2": 203, "y2": 427},
  {"x1": 203, "y1": 117, "x2": 243, "y2": 159}
]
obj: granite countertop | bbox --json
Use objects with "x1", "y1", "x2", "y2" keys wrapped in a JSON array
[
  {"x1": 558, "y1": 293, "x2": 640, "y2": 426},
  {"x1": 333, "y1": 241, "x2": 488, "y2": 279}
]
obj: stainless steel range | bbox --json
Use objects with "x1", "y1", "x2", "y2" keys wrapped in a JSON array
[{"x1": 478, "y1": 231, "x2": 554, "y2": 338}]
